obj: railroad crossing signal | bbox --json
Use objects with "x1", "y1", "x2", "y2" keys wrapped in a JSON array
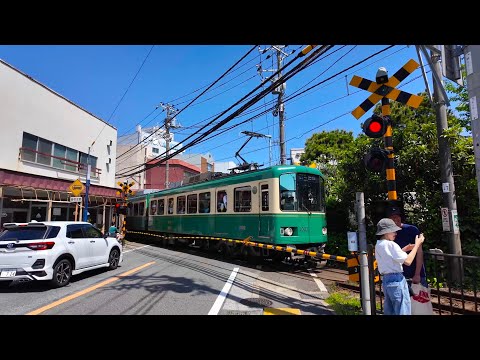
[
  {"x1": 117, "y1": 181, "x2": 135, "y2": 197},
  {"x1": 350, "y1": 59, "x2": 424, "y2": 201},
  {"x1": 350, "y1": 59, "x2": 423, "y2": 119}
]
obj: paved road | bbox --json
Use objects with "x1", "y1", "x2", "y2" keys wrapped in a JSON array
[{"x1": 0, "y1": 241, "x2": 334, "y2": 315}]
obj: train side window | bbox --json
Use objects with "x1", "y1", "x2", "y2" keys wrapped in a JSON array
[
  {"x1": 199, "y1": 192, "x2": 211, "y2": 213},
  {"x1": 177, "y1": 196, "x2": 186, "y2": 214},
  {"x1": 150, "y1": 200, "x2": 158, "y2": 215},
  {"x1": 168, "y1": 198, "x2": 174, "y2": 214},
  {"x1": 133, "y1": 203, "x2": 139, "y2": 216},
  {"x1": 234, "y1": 186, "x2": 251, "y2": 212},
  {"x1": 187, "y1": 194, "x2": 197, "y2": 214},
  {"x1": 261, "y1": 184, "x2": 269, "y2": 211},
  {"x1": 158, "y1": 199, "x2": 165, "y2": 215},
  {"x1": 139, "y1": 202, "x2": 145, "y2": 216},
  {"x1": 217, "y1": 190, "x2": 227, "y2": 212}
]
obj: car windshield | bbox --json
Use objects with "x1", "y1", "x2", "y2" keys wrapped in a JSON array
[{"x1": 0, "y1": 227, "x2": 48, "y2": 241}]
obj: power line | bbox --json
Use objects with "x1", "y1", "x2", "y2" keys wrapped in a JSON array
[
  {"x1": 91, "y1": 45, "x2": 155, "y2": 148},
  {"x1": 116, "y1": 45, "x2": 257, "y2": 161},
  {"x1": 116, "y1": 45, "x2": 334, "y2": 178},
  {"x1": 117, "y1": 46, "x2": 417, "y2": 176}
]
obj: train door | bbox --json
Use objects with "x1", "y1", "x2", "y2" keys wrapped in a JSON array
[
  {"x1": 258, "y1": 182, "x2": 270, "y2": 240},
  {"x1": 148, "y1": 198, "x2": 157, "y2": 230}
]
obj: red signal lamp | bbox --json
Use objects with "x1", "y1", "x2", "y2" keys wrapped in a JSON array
[{"x1": 363, "y1": 114, "x2": 388, "y2": 138}]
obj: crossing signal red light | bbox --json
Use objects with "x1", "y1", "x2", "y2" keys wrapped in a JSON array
[
  {"x1": 115, "y1": 203, "x2": 127, "y2": 215},
  {"x1": 364, "y1": 148, "x2": 388, "y2": 172},
  {"x1": 363, "y1": 114, "x2": 387, "y2": 138}
]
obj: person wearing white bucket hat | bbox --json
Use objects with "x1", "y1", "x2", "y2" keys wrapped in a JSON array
[{"x1": 375, "y1": 218, "x2": 425, "y2": 315}]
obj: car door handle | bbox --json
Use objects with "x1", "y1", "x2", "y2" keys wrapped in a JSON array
[
  {"x1": 90, "y1": 240, "x2": 96, "y2": 243},
  {"x1": 68, "y1": 241, "x2": 75, "y2": 244}
]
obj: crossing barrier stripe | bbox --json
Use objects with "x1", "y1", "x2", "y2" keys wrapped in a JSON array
[{"x1": 125, "y1": 230, "x2": 346, "y2": 263}]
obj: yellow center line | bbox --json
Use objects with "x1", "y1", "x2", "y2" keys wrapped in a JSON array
[{"x1": 26, "y1": 261, "x2": 155, "y2": 315}]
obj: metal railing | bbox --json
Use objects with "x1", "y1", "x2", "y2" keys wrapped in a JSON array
[
  {"x1": 19, "y1": 147, "x2": 101, "y2": 177},
  {"x1": 374, "y1": 250, "x2": 480, "y2": 315}
]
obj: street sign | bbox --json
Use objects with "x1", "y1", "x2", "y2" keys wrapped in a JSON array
[
  {"x1": 441, "y1": 207, "x2": 450, "y2": 231},
  {"x1": 70, "y1": 197, "x2": 82, "y2": 203},
  {"x1": 69, "y1": 179, "x2": 84, "y2": 197},
  {"x1": 451, "y1": 210, "x2": 460, "y2": 234}
]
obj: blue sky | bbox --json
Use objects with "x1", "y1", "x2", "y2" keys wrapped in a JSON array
[{"x1": 0, "y1": 45, "x2": 430, "y2": 168}]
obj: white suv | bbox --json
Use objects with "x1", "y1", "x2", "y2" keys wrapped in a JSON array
[{"x1": 0, "y1": 221, "x2": 123, "y2": 288}]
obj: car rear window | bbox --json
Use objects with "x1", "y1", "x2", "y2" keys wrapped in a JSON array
[{"x1": 0, "y1": 227, "x2": 48, "y2": 241}]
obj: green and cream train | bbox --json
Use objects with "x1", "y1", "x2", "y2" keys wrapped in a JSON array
[{"x1": 124, "y1": 165, "x2": 327, "y2": 260}]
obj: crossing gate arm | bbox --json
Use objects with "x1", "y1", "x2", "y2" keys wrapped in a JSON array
[{"x1": 126, "y1": 230, "x2": 347, "y2": 262}]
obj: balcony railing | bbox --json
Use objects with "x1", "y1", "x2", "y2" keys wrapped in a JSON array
[{"x1": 19, "y1": 147, "x2": 101, "y2": 177}]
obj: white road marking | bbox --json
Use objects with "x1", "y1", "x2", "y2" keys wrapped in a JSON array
[
  {"x1": 308, "y1": 270, "x2": 328, "y2": 292},
  {"x1": 208, "y1": 267, "x2": 239, "y2": 315},
  {"x1": 123, "y1": 245, "x2": 150, "y2": 253}
]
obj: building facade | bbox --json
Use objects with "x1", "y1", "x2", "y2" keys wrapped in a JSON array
[
  {"x1": 0, "y1": 59, "x2": 118, "y2": 232},
  {"x1": 145, "y1": 159, "x2": 201, "y2": 189}
]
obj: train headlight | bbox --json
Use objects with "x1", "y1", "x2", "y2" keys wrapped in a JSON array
[
  {"x1": 284, "y1": 227, "x2": 294, "y2": 236},
  {"x1": 322, "y1": 227, "x2": 327, "y2": 235}
]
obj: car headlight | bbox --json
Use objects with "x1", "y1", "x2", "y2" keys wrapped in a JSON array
[
  {"x1": 284, "y1": 227, "x2": 294, "y2": 236},
  {"x1": 322, "y1": 227, "x2": 327, "y2": 235}
]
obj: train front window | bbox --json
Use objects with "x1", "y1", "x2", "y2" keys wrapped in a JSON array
[
  {"x1": 280, "y1": 173, "x2": 297, "y2": 211},
  {"x1": 297, "y1": 173, "x2": 325, "y2": 212}
]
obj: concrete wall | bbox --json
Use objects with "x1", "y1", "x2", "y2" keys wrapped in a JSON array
[{"x1": 0, "y1": 60, "x2": 117, "y2": 188}]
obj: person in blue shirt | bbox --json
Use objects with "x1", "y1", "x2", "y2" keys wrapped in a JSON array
[
  {"x1": 108, "y1": 222, "x2": 118, "y2": 237},
  {"x1": 388, "y1": 206, "x2": 428, "y2": 287}
]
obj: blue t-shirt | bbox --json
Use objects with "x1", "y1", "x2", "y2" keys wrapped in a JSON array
[{"x1": 394, "y1": 223, "x2": 426, "y2": 279}]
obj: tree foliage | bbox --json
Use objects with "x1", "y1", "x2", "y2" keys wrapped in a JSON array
[{"x1": 302, "y1": 92, "x2": 480, "y2": 256}]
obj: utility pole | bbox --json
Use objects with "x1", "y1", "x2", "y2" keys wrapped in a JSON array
[
  {"x1": 257, "y1": 46, "x2": 290, "y2": 165},
  {"x1": 430, "y1": 47, "x2": 463, "y2": 281},
  {"x1": 276, "y1": 47, "x2": 286, "y2": 165},
  {"x1": 159, "y1": 102, "x2": 179, "y2": 189},
  {"x1": 83, "y1": 143, "x2": 94, "y2": 222},
  {"x1": 356, "y1": 192, "x2": 371, "y2": 315},
  {"x1": 463, "y1": 45, "x2": 480, "y2": 208}
]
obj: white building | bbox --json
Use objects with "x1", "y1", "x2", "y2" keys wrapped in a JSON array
[
  {"x1": 116, "y1": 126, "x2": 216, "y2": 189},
  {"x1": 0, "y1": 59, "x2": 118, "y2": 231},
  {"x1": 213, "y1": 161, "x2": 236, "y2": 174},
  {"x1": 290, "y1": 148, "x2": 305, "y2": 165}
]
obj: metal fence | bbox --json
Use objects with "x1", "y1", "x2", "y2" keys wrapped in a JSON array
[{"x1": 374, "y1": 250, "x2": 480, "y2": 315}]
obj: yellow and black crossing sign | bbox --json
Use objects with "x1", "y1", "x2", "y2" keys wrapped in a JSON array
[
  {"x1": 117, "y1": 181, "x2": 135, "y2": 198},
  {"x1": 347, "y1": 255, "x2": 379, "y2": 283},
  {"x1": 350, "y1": 59, "x2": 423, "y2": 119}
]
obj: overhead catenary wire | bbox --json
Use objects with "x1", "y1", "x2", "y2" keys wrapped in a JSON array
[
  {"x1": 115, "y1": 45, "x2": 258, "y2": 162},
  {"x1": 173, "y1": 50, "x2": 426, "y2": 165},
  {"x1": 117, "y1": 45, "x2": 416, "y2": 176},
  {"x1": 116, "y1": 45, "x2": 334, "y2": 178},
  {"x1": 91, "y1": 45, "x2": 156, "y2": 149},
  {"x1": 118, "y1": 46, "x2": 405, "y2": 165}
]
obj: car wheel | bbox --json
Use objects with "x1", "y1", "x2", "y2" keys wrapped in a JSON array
[
  {"x1": 108, "y1": 248, "x2": 120, "y2": 270},
  {"x1": 50, "y1": 259, "x2": 72, "y2": 288}
]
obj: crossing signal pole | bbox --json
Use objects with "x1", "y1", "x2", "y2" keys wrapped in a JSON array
[
  {"x1": 116, "y1": 180, "x2": 135, "y2": 244},
  {"x1": 350, "y1": 59, "x2": 423, "y2": 202}
]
